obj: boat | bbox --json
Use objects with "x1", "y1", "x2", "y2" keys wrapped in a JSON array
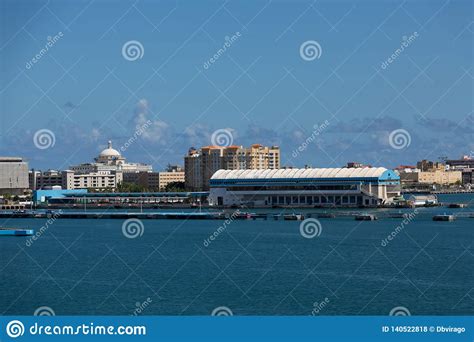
[
  {"x1": 0, "y1": 228, "x2": 34, "y2": 236},
  {"x1": 432, "y1": 214, "x2": 455, "y2": 222},
  {"x1": 447, "y1": 203, "x2": 467, "y2": 208},
  {"x1": 355, "y1": 213, "x2": 377, "y2": 221},
  {"x1": 283, "y1": 214, "x2": 304, "y2": 221}
]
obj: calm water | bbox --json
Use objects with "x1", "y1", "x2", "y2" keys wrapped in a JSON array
[{"x1": 1, "y1": 194, "x2": 473, "y2": 316}]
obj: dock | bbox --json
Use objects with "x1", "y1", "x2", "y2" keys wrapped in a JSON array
[{"x1": 0, "y1": 228, "x2": 34, "y2": 236}]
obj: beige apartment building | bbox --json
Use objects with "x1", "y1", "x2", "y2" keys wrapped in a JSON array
[
  {"x1": 399, "y1": 169, "x2": 462, "y2": 185},
  {"x1": 417, "y1": 170, "x2": 462, "y2": 184},
  {"x1": 184, "y1": 144, "x2": 281, "y2": 191}
]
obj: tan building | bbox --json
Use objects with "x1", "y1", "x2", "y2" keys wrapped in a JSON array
[
  {"x1": 185, "y1": 144, "x2": 281, "y2": 191},
  {"x1": 417, "y1": 170, "x2": 462, "y2": 185},
  {"x1": 123, "y1": 166, "x2": 185, "y2": 191},
  {"x1": 158, "y1": 171, "x2": 185, "y2": 190},
  {"x1": 399, "y1": 170, "x2": 462, "y2": 185}
]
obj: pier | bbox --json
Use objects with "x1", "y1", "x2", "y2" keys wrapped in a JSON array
[{"x1": 1, "y1": 210, "x2": 474, "y2": 222}]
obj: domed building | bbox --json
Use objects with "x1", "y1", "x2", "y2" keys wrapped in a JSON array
[
  {"x1": 70, "y1": 140, "x2": 152, "y2": 174},
  {"x1": 95, "y1": 141, "x2": 126, "y2": 165}
]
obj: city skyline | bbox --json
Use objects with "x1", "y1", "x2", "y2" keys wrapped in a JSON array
[
  {"x1": 1, "y1": 0, "x2": 473, "y2": 171},
  {"x1": 8, "y1": 137, "x2": 474, "y2": 172}
]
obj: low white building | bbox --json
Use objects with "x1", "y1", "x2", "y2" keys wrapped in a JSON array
[{"x1": 209, "y1": 167, "x2": 401, "y2": 207}]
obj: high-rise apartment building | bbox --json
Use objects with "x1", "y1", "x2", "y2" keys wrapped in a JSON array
[{"x1": 184, "y1": 144, "x2": 280, "y2": 191}]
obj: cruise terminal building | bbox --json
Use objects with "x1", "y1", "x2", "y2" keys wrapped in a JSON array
[{"x1": 209, "y1": 167, "x2": 401, "y2": 207}]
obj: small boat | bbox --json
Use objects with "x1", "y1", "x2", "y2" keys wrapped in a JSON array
[
  {"x1": 283, "y1": 214, "x2": 304, "y2": 221},
  {"x1": 447, "y1": 203, "x2": 467, "y2": 208},
  {"x1": 433, "y1": 214, "x2": 455, "y2": 222},
  {"x1": 355, "y1": 213, "x2": 377, "y2": 221},
  {"x1": 0, "y1": 228, "x2": 34, "y2": 236}
]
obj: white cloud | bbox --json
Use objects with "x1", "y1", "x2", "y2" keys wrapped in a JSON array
[{"x1": 132, "y1": 98, "x2": 169, "y2": 144}]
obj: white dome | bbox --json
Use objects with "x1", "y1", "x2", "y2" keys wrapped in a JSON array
[{"x1": 99, "y1": 141, "x2": 121, "y2": 157}]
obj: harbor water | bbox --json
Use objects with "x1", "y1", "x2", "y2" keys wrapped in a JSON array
[{"x1": 0, "y1": 194, "x2": 473, "y2": 316}]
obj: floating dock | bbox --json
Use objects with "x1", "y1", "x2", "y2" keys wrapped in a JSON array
[{"x1": 0, "y1": 228, "x2": 34, "y2": 236}]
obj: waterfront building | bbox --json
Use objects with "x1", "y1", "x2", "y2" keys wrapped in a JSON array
[
  {"x1": 29, "y1": 140, "x2": 151, "y2": 191},
  {"x1": 184, "y1": 144, "x2": 281, "y2": 191},
  {"x1": 0, "y1": 157, "x2": 29, "y2": 195},
  {"x1": 33, "y1": 189, "x2": 88, "y2": 204},
  {"x1": 70, "y1": 140, "x2": 152, "y2": 174},
  {"x1": 209, "y1": 167, "x2": 401, "y2": 207}
]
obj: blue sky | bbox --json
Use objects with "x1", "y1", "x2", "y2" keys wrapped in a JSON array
[{"x1": 0, "y1": 0, "x2": 472, "y2": 171}]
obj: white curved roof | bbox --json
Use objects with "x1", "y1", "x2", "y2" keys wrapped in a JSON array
[{"x1": 211, "y1": 167, "x2": 390, "y2": 180}]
